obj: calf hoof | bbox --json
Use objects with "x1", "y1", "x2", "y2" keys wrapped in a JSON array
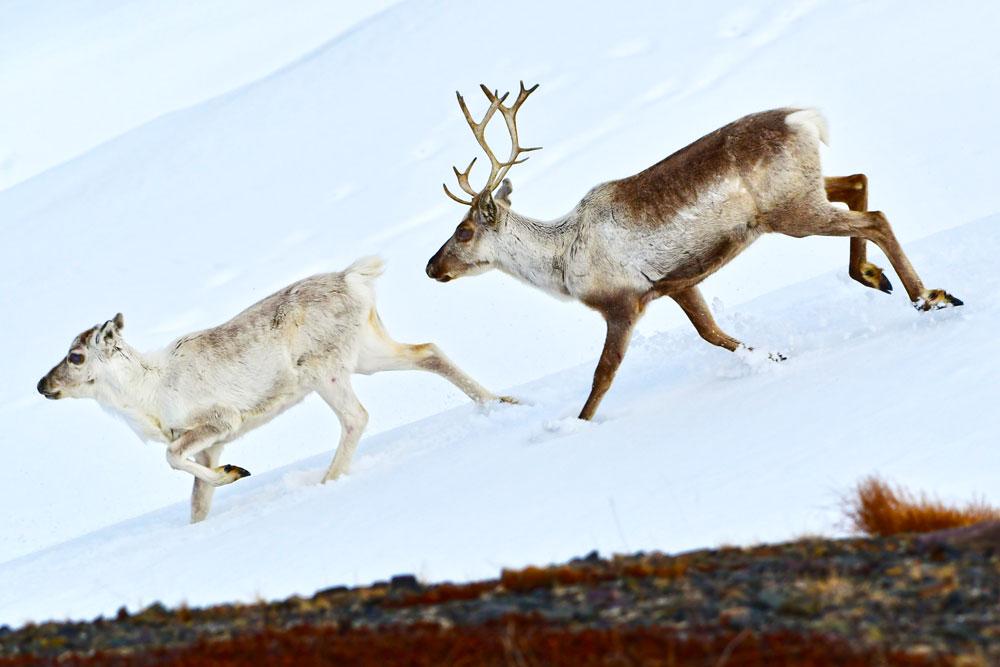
[
  {"x1": 914, "y1": 289, "x2": 964, "y2": 311},
  {"x1": 851, "y1": 261, "x2": 893, "y2": 294},
  {"x1": 499, "y1": 395, "x2": 520, "y2": 404},
  {"x1": 214, "y1": 464, "x2": 251, "y2": 485}
]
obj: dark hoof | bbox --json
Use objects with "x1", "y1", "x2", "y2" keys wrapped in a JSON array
[
  {"x1": 853, "y1": 262, "x2": 891, "y2": 294},
  {"x1": 915, "y1": 290, "x2": 964, "y2": 311},
  {"x1": 768, "y1": 352, "x2": 787, "y2": 362},
  {"x1": 223, "y1": 464, "x2": 251, "y2": 479}
]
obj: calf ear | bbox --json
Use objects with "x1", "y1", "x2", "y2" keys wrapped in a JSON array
[
  {"x1": 98, "y1": 313, "x2": 125, "y2": 346},
  {"x1": 496, "y1": 179, "x2": 513, "y2": 207}
]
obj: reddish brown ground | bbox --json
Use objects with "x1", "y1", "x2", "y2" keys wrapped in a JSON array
[{"x1": 1, "y1": 621, "x2": 974, "y2": 667}]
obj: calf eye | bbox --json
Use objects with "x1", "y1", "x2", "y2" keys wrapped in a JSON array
[
  {"x1": 455, "y1": 226, "x2": 474, "y2": 242},
  {"x1": 68, "y1": 352, "x2": 85, "y2": 365}
]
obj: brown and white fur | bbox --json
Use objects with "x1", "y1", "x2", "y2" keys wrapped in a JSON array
[
  {"x1": 427, "y1": 96, "x2": 962, "y2": 421},
  {"x1": 38, "y1": 257, "x2": 509, "y2": 522}
]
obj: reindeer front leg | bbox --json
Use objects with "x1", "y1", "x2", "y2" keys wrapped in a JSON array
[
  {"x1": 579, "y1": 300, "x2": 642, "y2": 421},
  {"x1": 166, "y1": 424, "x2": 249, "y2": 490},
  {"x1": 190, "y1": 443, "x2": 224, "y2": 523}
]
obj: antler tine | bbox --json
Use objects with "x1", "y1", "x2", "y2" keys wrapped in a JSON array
[
  {"x1": 444, "y1": 83, "x2": 539, "y2": 205},
  {"x1": 491, "y1": 81, "x2": 542, "y2": 187},
  {"x1": 442, "y1": 183, "x2": 474, "y2": 206},
  {"x1": 511, "y1": 80, "x2": 539, "y2": 112},
  {"x1": 452, "y1": 88, "x2": 510, "y2": 198},
  {"x1": 452, "y1": 158, "x2": 479, "y2": 196}
]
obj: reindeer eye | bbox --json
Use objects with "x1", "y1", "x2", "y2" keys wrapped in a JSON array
[
  {"x1": 455, "y1": 226, "x2": 474, "y2": 242},
  {"x1": 68, "y1": 352, "x2": 85, "y2": 365}
]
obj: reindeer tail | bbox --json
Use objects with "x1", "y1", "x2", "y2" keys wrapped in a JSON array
[{"x1": 344, "y1": 256, "x2": 385, "y2": 281}]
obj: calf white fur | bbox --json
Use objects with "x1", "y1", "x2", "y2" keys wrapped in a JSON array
[{"x1": 38, "y1": 257, "x2": 508, "y2": 522}]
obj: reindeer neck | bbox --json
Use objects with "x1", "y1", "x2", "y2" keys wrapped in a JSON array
[
  {"x1": 94, "y1": 345, "x2": 168, "y2": 441},
  {"x1": 493, "y1": 207, "x2": 578, "y2": 298}
]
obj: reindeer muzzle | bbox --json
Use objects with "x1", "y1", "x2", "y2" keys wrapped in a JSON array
[
  {"x1": 37, "y1": 376, "x2": 61, "y2": 400},
  {"x1": 425, "y1": 251, "x2": 451, "y2": 282}
]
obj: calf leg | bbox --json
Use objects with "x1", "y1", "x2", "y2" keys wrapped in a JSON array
[
  {"x1": 191, "y1": 443, "x2": 223, "y2": 523},
  {"x1": 166, "y1": 424, "x2": 249, "y2": 487},
  {"x1": 316, "y1": 373, "x2": 368, "y2": 483},
  {"x1": 824, "y1": 174, "x2": 892, "y2": 294},
  {"x1": 772, "y1": 205, "x2": 962, "y2": 310},
  {"x1": 357, "y1": 308, "x2": 512, "y2": 404}
]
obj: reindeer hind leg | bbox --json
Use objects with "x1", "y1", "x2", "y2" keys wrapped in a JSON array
[
  {"x1": 316, "y1": 373, "x2": 368, "y2": 483},
  {"x1": 772, "y1": 204, "x2": 962, "y2": 310},
  {"x1": 824, "y1": 174, "x2": 892, "y2": 294},
  {"x1": 357, "y1": 307, "x2": 511, "y2": 405}
]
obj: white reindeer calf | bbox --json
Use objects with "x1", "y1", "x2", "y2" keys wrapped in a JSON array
[{"x1": 38, "y1": 257, "x2": 509, "y2": 522}]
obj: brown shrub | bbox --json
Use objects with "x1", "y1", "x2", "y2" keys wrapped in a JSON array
[
  {"x1": 384, "y1": 580, "x2": 497, "y2": 608},
  {"x1": 846, "y1": 476, "x2": 1000, "y2": 537}
]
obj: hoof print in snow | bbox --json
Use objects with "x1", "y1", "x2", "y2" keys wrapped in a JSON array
[
  {"x1": 914, "y1": 289, "x2": 964, "y2": 311},
  {"x1": 768, "y1": 352, "x2": 787, "y2": 362}
]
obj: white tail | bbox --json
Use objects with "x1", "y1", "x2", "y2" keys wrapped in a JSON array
[
  {"x1": 785, "y1": 108, "x2": 830, "y2": 146},
  {"x1": 345, "y1": 255, "x2": 385, "y2": 280}
]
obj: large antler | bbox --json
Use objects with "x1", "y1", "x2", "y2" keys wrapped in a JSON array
[{"x1": 443, "y1": 81, "x2": 541, "y2": 206}]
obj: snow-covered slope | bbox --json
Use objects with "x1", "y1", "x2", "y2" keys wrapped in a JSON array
[
  {"x1": 1, "y1": 0, "x2": 998, "y2": 606},
  {"x1": 0, "y1": 216, "x2": 995, "y2": 626},
  {"x1": 0, "y1": 0, "x2": 398, "y2": 190}
]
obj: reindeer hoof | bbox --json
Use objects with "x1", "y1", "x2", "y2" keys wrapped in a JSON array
[
  {"x1": 852, "y1": 261, "x2": 892, "y2": 294},
  {"x1": 215, "y1": 464, "x2": 251, "y2": 485},
  {"x1": 914, "y1": 289, "x2": 963, "y2": 311},
  {"x1": 499, "y1": 395, "x2": 520, "y2": 404}
]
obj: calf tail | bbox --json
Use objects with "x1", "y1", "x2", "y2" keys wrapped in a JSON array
[
  {"x1": 344, "y1": 256, "x2": 385, "y2": 282},
  {"x1": 344, "y1": 256, "x2": 384, "y2": 301}
]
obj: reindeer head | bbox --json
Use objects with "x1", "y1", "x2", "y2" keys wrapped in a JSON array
[
  {"x1": 426, "y1": 82, "x2": 539, "y2": 283},
  {"x1": 38, "y1": 313, "x2": 126, "y2": 400}
]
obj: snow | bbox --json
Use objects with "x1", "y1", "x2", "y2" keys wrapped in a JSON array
[
  {"x1": 1, "y1": 0, "x2": 998, "y2": 625},
  {"x1": 0, "y1": 0, "x2": 398, "y2": 191},
  {"x1": 2, "y1": 217, "x2": 996, "y2": 626}
]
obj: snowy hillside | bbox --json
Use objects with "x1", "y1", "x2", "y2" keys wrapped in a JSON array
[
  {"x1": 0, "y1": 0, "x2": 398, "y2": 190},
  {"x1": 1, "y1": 216, "x2": 996, "y2": 626},
  {"x1": 1, "y1": 0, "x2": 999, "y2": 622}
]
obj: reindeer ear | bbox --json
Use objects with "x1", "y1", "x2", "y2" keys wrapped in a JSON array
[
  {"x1": 496, "y1": 179, "x2": 513, "y2": 207},
  {"x1": 474, "y1": 192, "x2": 497, "y2": 225},
  {"x1": 98, "y1": 313, "x2": 124, "y2": 345}
]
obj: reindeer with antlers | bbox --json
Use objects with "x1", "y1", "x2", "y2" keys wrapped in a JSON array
[{"x1": 426, "y1": 82, "x2": 962, "y2": 420}]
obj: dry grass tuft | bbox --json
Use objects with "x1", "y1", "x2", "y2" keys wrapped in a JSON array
[{"x1": 846, "y1": 476, "x2": 1000, "y2": 537}]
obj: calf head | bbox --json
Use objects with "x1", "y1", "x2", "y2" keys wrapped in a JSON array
[{"x1": 38, "y1": 313, "x2": 126, "y2": 400}]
